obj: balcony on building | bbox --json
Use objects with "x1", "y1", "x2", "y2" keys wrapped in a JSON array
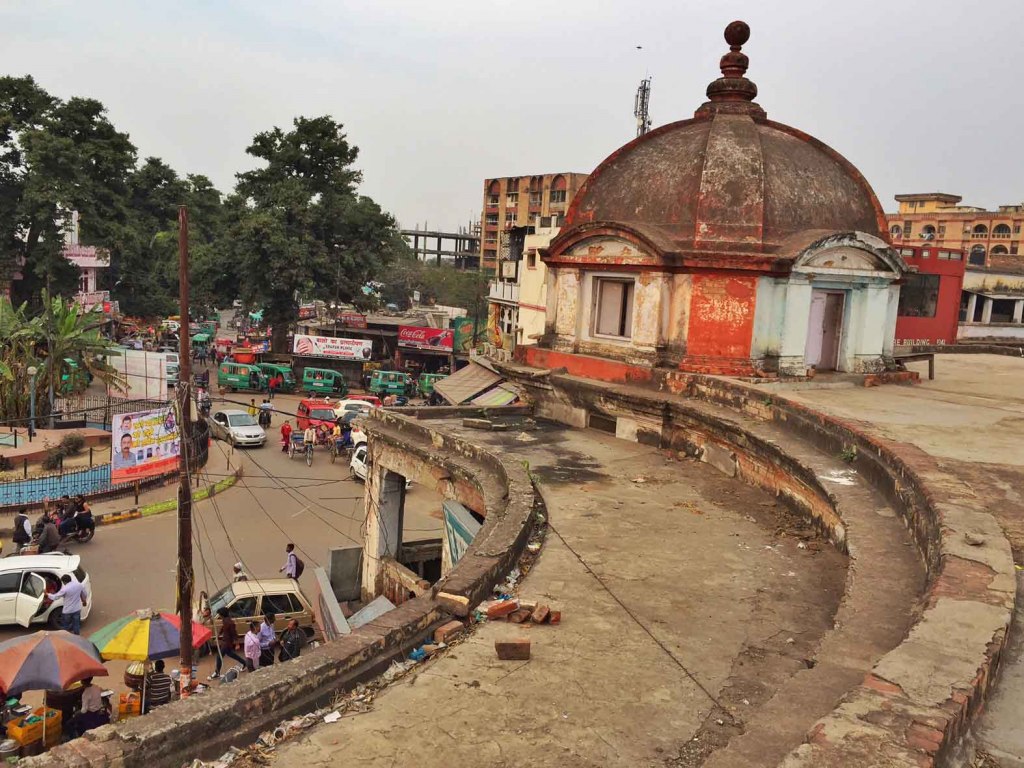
[{"x1": 488, "y1": 280, "x2": 520, "y2": 304}]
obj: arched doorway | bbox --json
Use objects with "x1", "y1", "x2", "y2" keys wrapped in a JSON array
[{"x1": 969, "y1": 245, "x2": 986, "y2": 266}]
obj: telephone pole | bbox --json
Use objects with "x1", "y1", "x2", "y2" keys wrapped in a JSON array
[{"x1": 176, "y1": 205, "x2": 195, "y2": 693}]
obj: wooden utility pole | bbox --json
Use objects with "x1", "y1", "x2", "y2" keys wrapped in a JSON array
[{"x1": 176, "y1": 205, "x2": 195, "y2": 693}]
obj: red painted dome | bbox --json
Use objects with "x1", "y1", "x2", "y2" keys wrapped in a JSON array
[{"x1": 562, "y1": 22, "x2": 888, "y2": 258}]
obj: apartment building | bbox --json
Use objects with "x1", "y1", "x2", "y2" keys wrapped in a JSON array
[{"x1": 480, "y1": 172, "x2": 587, "y2": 271}]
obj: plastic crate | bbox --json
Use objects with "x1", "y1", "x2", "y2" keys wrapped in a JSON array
[
  {"x1": 6, "y1": 716, "x2": 41, "y2": 747},
  {"x1": 118, "y1": 692, "x2": 141, "y2": 719}
]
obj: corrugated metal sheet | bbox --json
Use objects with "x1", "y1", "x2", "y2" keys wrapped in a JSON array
[
  {"x1": 471, "y1": 384, "x2": 519, "y2": 407},
  {"x1": 434, "y1": 362, "x2": 502, "y2": 405}
]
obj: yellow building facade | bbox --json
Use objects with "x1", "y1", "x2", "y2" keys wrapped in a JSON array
[{"x1": 886, "y1": 193, "x2": 1023, "y2": 266}]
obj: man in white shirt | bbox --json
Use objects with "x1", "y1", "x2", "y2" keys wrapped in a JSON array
[
  {"x1": 51, "y1": 573, "x2": 87, "y2": 635},
  {"x1": 279, "y1": 543, "x2": 298, "y2": 579}
]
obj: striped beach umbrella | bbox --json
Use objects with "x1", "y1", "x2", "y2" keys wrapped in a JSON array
[
  {"x1": 0, "y1": 630, "x2": 107, "y2": 696},
  {"x1": 89, "y1": 609, "x2": 213, "y2": 661}
]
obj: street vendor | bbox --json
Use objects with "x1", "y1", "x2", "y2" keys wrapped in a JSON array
[{"x1": 72, "y1": 677, "x2": 110, "y2": 736}]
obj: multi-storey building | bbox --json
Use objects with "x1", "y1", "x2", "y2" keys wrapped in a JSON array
[
  {"x1": 886, "y1": 194, "x2": 1024, "y2": 340},
  {"x1": 886, "y1": 193, "x2": 1023, "y2": 266},
  {"x1": 486, "y1": 216, "x2": 560, "y2": 355},
  {"x1": 479, "y1": 172, "x2": 587, "y2": 271}
]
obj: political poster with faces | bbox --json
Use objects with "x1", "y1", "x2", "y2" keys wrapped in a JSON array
[{"x1": 110, "y1": 407, "x2": 180, "y2": 482}]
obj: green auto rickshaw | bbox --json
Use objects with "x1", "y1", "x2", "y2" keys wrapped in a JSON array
[
  {"x1": 217, "y1": 362, "x2": 267, "y2": 393},
  {"x1": 417, "y1": 372, "x2": 447, "y2": 398},
  {"x1": 301, "y1": 367, "x2": 348, "y2": 396},
  {"x1": 258, "y1": 363, "x2": 297, "y2": 393},
  {"x1": 369, "y1": 370, "x2": 413, "y2": 397}
]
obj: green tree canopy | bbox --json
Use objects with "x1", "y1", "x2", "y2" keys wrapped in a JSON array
[
  {"x1": 0, "y1": 76, "x2": 136, "y2": 310},
  {"x1": 229, "y1": 116, "x2": 409, "y2": 350}
]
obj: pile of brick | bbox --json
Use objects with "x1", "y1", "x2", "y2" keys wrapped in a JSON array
[{"x1": 478, "y1": 598, "x2": 562, "y2": 661}]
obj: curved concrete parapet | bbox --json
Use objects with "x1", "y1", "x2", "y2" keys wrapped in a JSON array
[
  {"x1": 504, "y1": 350, "x2": 1015, "y2": 767},
  {"x1": 21, "y1": 408, "x2": 537, "y2": 768}
]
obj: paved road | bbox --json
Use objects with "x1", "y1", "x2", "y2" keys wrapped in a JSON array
[{"x1": 0, "y1": 387, "x2": 442, "y2": 690}]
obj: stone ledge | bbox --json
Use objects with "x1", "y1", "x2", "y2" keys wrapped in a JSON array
[
  {"x1": 23, "y1": 411, "x2": 538, "y2": 768},
  {"x1": 501, "y1": 351, "x2": 1014, "y2": 767}
]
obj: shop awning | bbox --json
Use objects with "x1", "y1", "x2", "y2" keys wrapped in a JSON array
[
  {"x1": 471, "y1": 383, "x2": 519, "y2": 407},
  {"x1": 191, "y1": 333, "x2": 211, "y2": 343},
  {"x1": 434, "y1": 361, "x2": 502, "y2": 405}
]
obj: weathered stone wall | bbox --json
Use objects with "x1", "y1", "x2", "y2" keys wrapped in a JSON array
[
  {"x1": 23, "y1": 408, "x2": 537, "y2": 768},
  {"x1": 506, "y1": 360, "x2": 1014, "y2": 767}
]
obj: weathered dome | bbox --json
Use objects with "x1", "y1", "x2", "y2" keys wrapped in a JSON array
[{"x1": 562, "y1": 22, "x2": 888, "y2": 258}]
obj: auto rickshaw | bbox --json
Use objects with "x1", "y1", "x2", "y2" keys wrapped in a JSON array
[
  {"x1": 258, "y1": 363, "x2": 297, "y2": 393},
  {"x1": 417, "y1": 372, "x2": 448, "y2": 398},
  {"x1": 217, "y1": 362, "x2": 267, "y2": 393},
  {"x1": 369, "y1": 370, "x2": 413, "y2": 397},
  {"x1": 301, "y1": 367, "x2": 348, "y2": 396}
]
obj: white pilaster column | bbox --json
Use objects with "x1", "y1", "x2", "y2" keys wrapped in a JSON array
[
  {"x1": 778, "y1": 280, "x2": 812, "y2": 374},
  {"x1": 1012, "y1": 300, "x2": 1024, "y2": 324},
  {"x1": 965, "y1": 293, "x2": 978, "y2": 322},
  {"x1": 981, "y1": 297, "x2": 994, "y2": 325},
  {"x1": 361, "y1": 456, "x2": 406, "y2": 602}
]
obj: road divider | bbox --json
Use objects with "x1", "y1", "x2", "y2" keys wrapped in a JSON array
[{"x1": 95, "y1": 467, "x2": 243, "y2": 526}]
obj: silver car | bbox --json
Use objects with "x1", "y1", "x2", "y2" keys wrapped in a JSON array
[{"x1": 209, "y1": 409, "x2": 266, "y2": 447}]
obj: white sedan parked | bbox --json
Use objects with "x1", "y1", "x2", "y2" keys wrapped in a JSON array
[
  {"x1": 0, "y1": 555, "x2": 93, "y2": 629},
  {"x1": 209, "y1": 409, "x2": 267, "y2": 447},
  {"x1": 350, "y1": 444, "x2": 411, "y2": 488}
]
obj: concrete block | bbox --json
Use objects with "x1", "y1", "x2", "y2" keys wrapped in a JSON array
[
  {"x1": 615, "y1": 416, "x2": 638, "y2": 442},
  {"x1": 702, "y1": 441, "x2": 737, "y2": 477},
  {"x1": 327, "y1": 545, "x2": 363, "y2": 602},
  {"x1": 495, "y1": 638, "x2": 531, "y2": 660}
]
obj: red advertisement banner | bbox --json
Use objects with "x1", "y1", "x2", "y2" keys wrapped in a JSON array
[{"x1": 398, "y1": 326, "x2": 454, "y2": 351}]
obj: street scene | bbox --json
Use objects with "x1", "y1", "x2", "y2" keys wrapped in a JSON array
[{"x1": 1, "y1": 2, "x2": 1023, "y2": 768}]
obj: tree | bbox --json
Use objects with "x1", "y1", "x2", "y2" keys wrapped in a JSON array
[
  {"x1": 230, "y1": 116, "x2": 407, "y2": 351},
  {"x1": 0, "y1": 292, "x2": 122, "y2": 424},
  {"x1": 0, "y1": 77, "x2": 136, "y2": 310}
]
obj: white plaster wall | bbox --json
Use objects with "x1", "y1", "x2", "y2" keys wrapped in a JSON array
[
  {"x1": 777, "y1": 280, "x2": 813, "y2": 375},
  {"x1": 632, "y1": 272, "x2": 668, "y2": 349},
  {"x1": 750, "y1": 277, "x2": 785, "y2": 360},
  {"x1": 553, "y1": 269, "x2": 581, "y2": 338}
]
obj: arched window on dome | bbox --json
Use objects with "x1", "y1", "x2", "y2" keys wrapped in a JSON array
[
  {"x1": 969, "y1": 245, "x2": 986, "y2": 266},
  {"x1": 550, "y1": 175, "x2": 567, "y2": 205},
  {"x1": 889, "y1": 224, "x2": 902, "y2": 238},
  {"x1": 993, "y1": 224, "x2": 1012, "y2": 239},
  {"x1": 991, "y1": 245, "x2": 1009, "y2": 256}
]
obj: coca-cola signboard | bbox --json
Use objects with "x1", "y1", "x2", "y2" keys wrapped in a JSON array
[
  {"x1": 293, "y1": 334, "x2": 373, "y2": 360},
  {"x1": 398, "y1": 326, "x2": 454, "y2": 351}
]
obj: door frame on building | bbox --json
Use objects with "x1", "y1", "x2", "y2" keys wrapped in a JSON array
[{"x1": 805, "y1": 288, "x2": 847, "y2": 372}]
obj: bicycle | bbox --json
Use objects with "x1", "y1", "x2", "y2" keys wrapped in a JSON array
[{"x1": 304, "y1": 441, "x2": 314, "y2": 467}]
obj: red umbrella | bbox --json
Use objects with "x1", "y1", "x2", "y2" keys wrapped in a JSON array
[{"x1": 0, "y1": 630, "x2": 107, "y2": 696}]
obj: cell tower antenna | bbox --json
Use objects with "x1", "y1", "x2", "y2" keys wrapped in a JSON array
[{"x1": 634, "y1": 76, "x2": 652, "y2": 137}]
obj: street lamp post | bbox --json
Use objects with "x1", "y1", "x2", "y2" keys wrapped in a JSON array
[{"x1": 27, "y1": 366, "x2": 37, "y2": 442}]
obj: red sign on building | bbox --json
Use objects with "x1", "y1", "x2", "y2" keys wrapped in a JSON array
[
  {"x1": 338, "y1": 311, "x2": 368, "y2": 329},
  {"x1": 894, "y1": 245, "x2": 965, "y2": 346},
  {"x1": 398, "y1": 326, "x2": 454, "y2": 351}
]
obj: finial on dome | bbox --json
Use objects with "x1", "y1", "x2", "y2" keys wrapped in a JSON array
[{"x1": 696, "y1": 20, "x2": 765, "y2": 118}]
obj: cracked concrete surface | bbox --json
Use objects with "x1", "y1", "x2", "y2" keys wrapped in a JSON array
[{"x1": 261, "y1": 426, "x2": 848, "y2": 768}]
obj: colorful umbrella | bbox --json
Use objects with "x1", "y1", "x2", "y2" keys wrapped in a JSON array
[
  {"x1": 89, "y1": 609, "x2": 213, "y2": 661},
  {"x1": 0, "y1": 630, "x2": 107, "y2": 696}
]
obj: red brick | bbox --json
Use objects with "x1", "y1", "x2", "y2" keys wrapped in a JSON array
[
  {"x1": 531, "y1": 605, "x2": 551, "y2": 624},
  {"x1": 495, "y1": 638, "x2": 531, "y2": 661},
  {"x1": 508, "y1": 609, "x2": 532, "y2": 624},
  {"x1": 549, "y1": 610, "x2": 561, "y2": 624},
  {"x1": 486, "y1": 600, "x2": 519, "y2": 619},
  {"x1": 862, "y1": 674, "x2": 905, "y2": 698},
  {"x1": 434, "y1": 620, "x2": 466, "y2": 645}
]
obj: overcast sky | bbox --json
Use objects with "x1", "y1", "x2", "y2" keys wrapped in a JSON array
[{"x1": 3, "y1": 0, "x2": 1022, "y2": 233}]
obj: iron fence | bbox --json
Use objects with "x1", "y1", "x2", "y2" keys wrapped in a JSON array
[{"x1": 0, "y1": 419, "x2": 210, "y2": 510}]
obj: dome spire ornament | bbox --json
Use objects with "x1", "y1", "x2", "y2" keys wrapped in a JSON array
[{"x1": 695, "y1": 20, "x2": 766, "y2": 119}]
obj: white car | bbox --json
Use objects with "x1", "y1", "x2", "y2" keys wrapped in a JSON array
[
  {"x1": 209, "y1": 409, "x2": 267, "y2": 447},
  {"x1": 350, "y1": 444, "x2": 410, "y2": 488},
  {"x1": 333, "y1": 399, "x2": 373, "y2": 418},
  {"x1": 0, "y1": 555, "x2": 92, "y2": 629}
]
